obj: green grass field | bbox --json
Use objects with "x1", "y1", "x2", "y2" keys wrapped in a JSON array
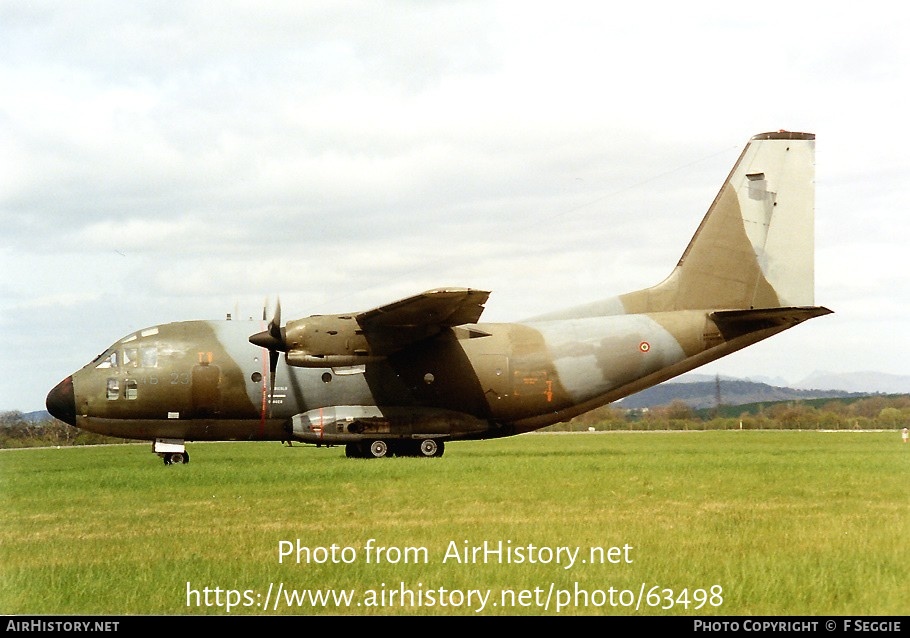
[{"x1": 2, "y1": 431, "x2": 908, "y2": 616}]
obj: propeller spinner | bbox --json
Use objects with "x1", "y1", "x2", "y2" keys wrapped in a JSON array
[{"x1": 249, "y1": 299, "x2": 285, "y2": 416}]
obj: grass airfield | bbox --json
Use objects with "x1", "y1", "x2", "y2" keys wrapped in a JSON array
[{"x1": 1, "y1": 431, "x2": 908, "y2": 616}]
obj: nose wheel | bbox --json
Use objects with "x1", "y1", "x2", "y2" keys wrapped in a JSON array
[
  {"x1": 162, "y1": 451, "x2": 190, "y2": 465},
  {"x1": 154, "y1": 439, "x2": 189, "y2": 466}
]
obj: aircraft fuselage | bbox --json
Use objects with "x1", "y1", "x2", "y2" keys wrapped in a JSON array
[{"x1": 47, "y1": 306, "x2": 820, "y2": 448}]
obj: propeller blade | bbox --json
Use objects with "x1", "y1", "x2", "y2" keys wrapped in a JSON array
[
  {"x1": 249, "y1": 297, "x2": 286, "y2": 352},
  {"x1": 270, "y1": 297, "x2": 282, "y2": 341},
  {"x1": 249, "y1": 296, "x2": 285, "y2": 419},
  {"x1": 268, "y1": 348, "x2": 279, "y2": 418}
]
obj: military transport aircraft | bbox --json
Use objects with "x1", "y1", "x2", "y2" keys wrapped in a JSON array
[{"x1": 46, "y1": 131, "x2": 831, "y2": 464}]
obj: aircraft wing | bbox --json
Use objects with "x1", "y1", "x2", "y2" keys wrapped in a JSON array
[
  {"x1": 356, "y1": 287, "x2": 490, "y2": 352},
  {"x1": 358, "y1": 287, "x2": 489, "y2": 328}
]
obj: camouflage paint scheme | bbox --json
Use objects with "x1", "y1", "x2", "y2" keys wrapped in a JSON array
[{"x1": 46, "y1": 132, "x2": 831, "y2": 462}]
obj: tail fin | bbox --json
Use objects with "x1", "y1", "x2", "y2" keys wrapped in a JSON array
[{"x1": 623, "y1": 131, "x2": 816, "y2": 312}]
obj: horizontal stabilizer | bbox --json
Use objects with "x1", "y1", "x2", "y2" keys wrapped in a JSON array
[{"x1": 710, "y1": 306, "x2": 833, "y2": 340}]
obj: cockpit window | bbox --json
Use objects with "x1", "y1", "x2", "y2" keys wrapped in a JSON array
[
  {"x1": 96, "y1": 351, "x2": 119, "y2": 369},
  {"x1": 140, "y1": 346, "x2": 158, "y2": 368},
  {"x1": 94, "y1": 345, "x2": 157, "y2": 369},
  {"x1": 123, "y1": 348, "x2": 139, "y2": 368}
]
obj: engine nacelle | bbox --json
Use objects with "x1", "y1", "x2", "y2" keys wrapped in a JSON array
[
  {"x1": 282, "y1": 314, "x2": 377, "y2": 368},
  {"x1": 285, "y1": 351, "x2": 384, "y2": 368}
]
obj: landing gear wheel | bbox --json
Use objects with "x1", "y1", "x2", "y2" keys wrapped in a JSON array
[
  {"x1": 345, "y1": 443, "x2": 364, "y2": 458},
  {"x1": 163, "y1": 451, "x2": 190, "y2": 465},
  {"x1": 419, "y1": 439, "x2": 444, "y2": 458},
  {"x1": 367, "y1": 440, "x2": 389, "y2": 458}
]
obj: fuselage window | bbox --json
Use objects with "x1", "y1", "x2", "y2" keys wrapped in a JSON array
[
  {"x1": 106, "y1": 378, "x2": 120, "y2": 400},
  {"x1": 125, "y1": 379, "x2": 138, "y2": 400}
]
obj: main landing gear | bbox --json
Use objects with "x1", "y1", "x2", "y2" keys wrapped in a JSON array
[{"x1": 345, "y1": 439, "x2": 445, "y2": 459}]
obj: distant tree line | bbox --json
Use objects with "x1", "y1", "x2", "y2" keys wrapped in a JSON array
[
  {"x1": 0, "y1": 411, "x2": 121, "y2": 448},
  {"x1": 548, "y1": 394, "x2": 910, "y2": 432},
  {"x1": 3, "y1": 395, "x2": 910, "y2": 448}
]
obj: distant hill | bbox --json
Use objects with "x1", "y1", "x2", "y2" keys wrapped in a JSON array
[
  {"x1": 9, "y1": 410, "x2": 52, "y2": 423},
  {"x1": 793, "y1": 371, "x2": 910, "y2": 394},
  {"x1": 665, "y1": 371, "x2": 910, "y2": 394},
  {"x1": 618, "y1": 379, "x2": 865, "y2": 410}
]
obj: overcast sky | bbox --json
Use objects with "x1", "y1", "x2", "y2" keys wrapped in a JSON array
[{"x1": 2, "y1": 2, "x2": 908, "y2": 411}]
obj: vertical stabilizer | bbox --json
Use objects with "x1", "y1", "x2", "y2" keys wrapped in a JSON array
[{"x1": 624, "y1": 131, "x2": 816, "y2": 312}]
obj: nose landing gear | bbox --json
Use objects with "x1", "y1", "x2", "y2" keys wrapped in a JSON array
[
  {"x1": 154, "y1": 438, "x2": 189, "y2": 466},
  {"x1": 162, "y1": 451, "x2": 190, "y2": 465}
]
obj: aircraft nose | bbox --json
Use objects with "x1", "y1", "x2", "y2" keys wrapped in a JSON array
[{"x1": 46, "y1": 376, "x2": 77, "y2": 426}]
